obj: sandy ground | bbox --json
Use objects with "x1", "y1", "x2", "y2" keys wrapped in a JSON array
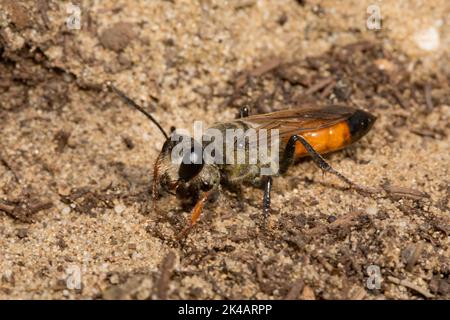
[{"x1": 0, "y1": 0, "x2": 449, "y2": 299}]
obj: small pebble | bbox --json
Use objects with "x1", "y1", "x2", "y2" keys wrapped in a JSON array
[
  {"x1": 58, "y1": 185, "x2": 71, "y2": 197},
  {"x1": 99, "y1": 22, "x2": 135, "y2": 52},
  {"x1": 2, "y1": 270, "x2": 13, "y2": 282},
  {"x1": 414, "y1": 27, "x2": 440, "y2": 51},
  {"x1": 301, "y1": 285, "x2": 316, "y2": 300},
  {"x1": 109, "y1": 274, "x2": 120, "y2": 285},
  {"x1": 327, "y1": 215, "x2": 337, "y2": 223},
  {"x1": 17, "y1": 228, "x2": 28, "y2": 239},
  {"x1": 374, "y1": 59, "x2": 396, "y2": 72},
  {"x1": 366, "y1": 206, "x2": 378, "y2": 216},
  {"x1": 114, "y1": 204, "x2": 125, "y2": 214}
]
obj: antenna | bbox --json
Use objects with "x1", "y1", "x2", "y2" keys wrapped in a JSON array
[{"x1": 106, "y1": 82, "x2": 169, "y2": 139}]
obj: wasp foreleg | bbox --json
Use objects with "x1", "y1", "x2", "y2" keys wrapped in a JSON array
[{"x1": 177, "y1": 191, "x2": 212, "y2": 240}]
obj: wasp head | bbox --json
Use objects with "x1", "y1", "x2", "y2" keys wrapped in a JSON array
[
  {"x1": 105, "y1": 83, "x2": 219, "y2": 208},
  {"x1": 153, "y1": 133, "x2": 220, "y2": 202}
]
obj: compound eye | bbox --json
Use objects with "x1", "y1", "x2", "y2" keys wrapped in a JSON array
[{"x1": 178, "y1": 148, "x2": 204, "y2": 181}]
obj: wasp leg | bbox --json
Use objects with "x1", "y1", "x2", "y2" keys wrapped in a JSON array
[
  {"x1": 279, "y1": 135, "x2": 299, "y2": 174},
  {"x1": 177, "y1": 191, "x2": 211, "y2": 239},
  {"x1": 282, "y1": 134, "x2": 359, "y2": 189},
  {"x1": 262, "y1": 176, "x2": 273, "y2": 219},
  {"x1": 240, "y1": 105, "x2": 250, "y2": 118}
]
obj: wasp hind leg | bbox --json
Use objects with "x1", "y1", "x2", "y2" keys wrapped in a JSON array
[
  {"x1": 280, "y1": 134, "x2": 362, "y2": 191},
  {"x1": 279, "y1": 135, "x2": 298, "y2": 175}
]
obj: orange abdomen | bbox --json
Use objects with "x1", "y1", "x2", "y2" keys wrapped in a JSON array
[{"x1": 294, "y1": 121, "x2": 352, "y2": 158}]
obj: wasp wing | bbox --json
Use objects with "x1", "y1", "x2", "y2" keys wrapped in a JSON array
[
  {"x1": 245, "y1": 105, "x2": 355, "y2": 132},
  {"x1": 242, "y1": 105, "x2": 356, "y2": 143}
]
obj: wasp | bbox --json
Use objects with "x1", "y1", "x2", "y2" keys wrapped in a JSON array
[{"x1": 106, "y1": 82, "x2": 376, "y2": 237}]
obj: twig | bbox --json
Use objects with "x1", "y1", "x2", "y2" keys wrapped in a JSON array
[
  {"x1": 387, "y1": 276, "x2": 434, "y2": 299},
  {"x1": 29, "y1": 201, "x2": 53, "y2": 214},
  {"x1": 0, "y1": 203, "x2": 15, "y2": 215},
  {"x1": 255, "y1": 263, "x2": 264, "y2": 284},
  {"x1": 0, "y1": 153, "x2": 20, "y2": 183},
  {"x1": 37, "y1": 0, "x2": 51, "y2": 29},
  {"x1": 382, "y1": 184, "x2": 429, "y2": 201},
  {"x1": 390, "y1": 87, "x2": 407, "y2": 109},
  {"x1": 304, "y1": 78, "x2": 335, "y2": 95},
  {"x1": 249, "y1": 58, "x2": 282, "y2": 78},
  {"x1": 157, "y1": 251, "x2": 176, "y2": 299},
  {"x1": 405, "y1": 242, "x2": 424, "y2": 272},
  {"x1": 304, "y1": 210, "x2": 365, "y2": 236},
  {"x1": 319, "y1": 79, "x2": 336, "y2": 99},
  {"x1": 284, "y1": 279, "x2": 304, "y2": 300},
  {"x1": 0, "y1": 202, "x2": 33, "y2": 222},
  {"x1": 234, "y1": 0, "x2": 256, "y2": 11},
  {"x1": 235, "y1": 57, "x2": 282, "y2": 89},
  {"x1": 0, "y1": 199, "x2": 52, "y2": 222},
  {"x1": 410, "y1": 127, "x2": 445, "y2": 139},
  {"x1": 424, "y1": 84, "x2": 434, "y2": 111}
]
